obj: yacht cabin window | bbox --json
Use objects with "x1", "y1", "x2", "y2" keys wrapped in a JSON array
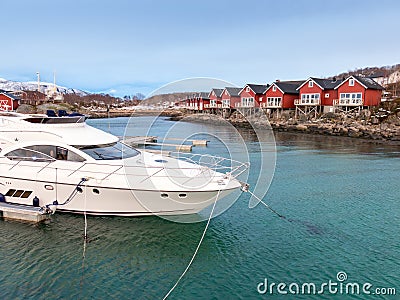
[
  {"x1": 5, "y1": 145, "x2": 86, "y2": 162},
  {"x1": 79, "y1": 142, "x2": 140, "y2": 160},
  {"x1": 5, "y1": 148, "x2": 53, "y2": 162}
]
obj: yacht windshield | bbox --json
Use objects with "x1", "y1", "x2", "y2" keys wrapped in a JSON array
[{"x1": 79, "y1": 142, "x2": 140, "y2": 160}]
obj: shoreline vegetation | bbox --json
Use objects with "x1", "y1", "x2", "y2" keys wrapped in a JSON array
[{"x1": 17, "y1": 102, "x2": 400, "y2": 145}]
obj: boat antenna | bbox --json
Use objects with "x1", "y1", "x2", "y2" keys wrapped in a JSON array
[{"x1": 55, "y1": 168, "x2": 58, "y2": 202}]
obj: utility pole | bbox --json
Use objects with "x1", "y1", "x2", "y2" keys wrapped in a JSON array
[{"x1": 36, "y1": 72, "x2": 40, "y2": 92}]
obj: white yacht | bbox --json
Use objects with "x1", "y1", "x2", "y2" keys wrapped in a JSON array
[{"x1": 0, "y1": 112, "x2": 248, "y2": 216}]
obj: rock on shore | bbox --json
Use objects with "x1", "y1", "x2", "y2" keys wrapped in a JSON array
[{"x1": 174, "y1": 112, "x2": 400, "y2": 144}]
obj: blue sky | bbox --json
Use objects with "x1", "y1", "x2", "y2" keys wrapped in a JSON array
[{"x1": 1, "y1": 0, "x2": 400, "y2": 97}]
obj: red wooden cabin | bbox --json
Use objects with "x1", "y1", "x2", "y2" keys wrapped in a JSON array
[
  {"x1": 334, "y1": 75, "x2": 383, "y2": 107},
  {"x1": 0, "y1": 91, "x2": 20, "y2": 111},
  {"x1": 296, "y1": 77, "x2": 342, "y2": 107},
  {"x1": 221, "y1": 87, "x2": 242, "y2": 108},
  {"x1": 263, "y1": 80, "x2": 303, "y2": 109},
  {"x1": 238, "y1": 84, "x2": 269, "y2": 108}
]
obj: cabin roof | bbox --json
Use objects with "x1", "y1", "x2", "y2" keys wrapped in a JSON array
[
  {"x1": 334, "y1": 75, "x2": 384, "y2": 90},
  {"x1": 0, "y1": 92, "x2": 20, "y2": 100},
  {"x1": 198, "y1": 92, "x2": 210, "y2": 99},
  {"x1": 209, "y1": 88, "x2": 224, "y2": 97},
  {"x1": 353, "y1": 75, "x2": 384, "y2": 90},
  {"x1": 270, "y1": 80, "x2": 304, "y2": 94},
  {"x1": 224, "y1": 87, "x2": 242, "y2": 96},
  {"x1": 247, "y1": 84, "x2": 269, "y2": 94},
  {"x1": 297, "y1": 77, "x2": 343, "y2": 90}
]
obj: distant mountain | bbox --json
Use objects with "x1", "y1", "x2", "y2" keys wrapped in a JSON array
[{"x1": 0, "y1": 77, "x2": 89, "y2": 96}]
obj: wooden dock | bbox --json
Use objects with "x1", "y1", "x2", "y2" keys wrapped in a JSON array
[
  {"x1": 162, "y1": 137, "x2": 208, "y2": 146},
  {"x1": 122, "y1": 136, "x2": 208, "y2": 152},
  {"x1": 0, "y1": 202, "x2": 51, "y2": 223}
]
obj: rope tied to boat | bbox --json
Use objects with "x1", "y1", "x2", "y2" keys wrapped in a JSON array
[
  {"x1": 42, "y1": 177, "x2": 89, "y2": 213},
  {"x1": 244, "y1": 186, "x2": 327, "y2": 235},
  {"x1": 163, "y1": 188, "x2": 222, "y2": 299},
  {"x1": 246, "y1": 189, "x2": 286, "y2": 219}
]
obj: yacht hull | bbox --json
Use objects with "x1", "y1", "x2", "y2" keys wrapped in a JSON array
[{"x1": 0, "y1": 175, "x2": 240, "y2": 216}]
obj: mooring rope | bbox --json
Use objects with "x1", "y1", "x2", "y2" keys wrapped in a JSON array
[
  {"x1": 53, "y1": 178, "x2": 88, "y2": 207},
  {"x1": 247, "y1": 190, "x2": 286, "y2": 219},
  {"x1": 83, "y1": 179, "x2": 88, "y2": 242},
  {"x1": 162, "y1": 189, "x2": 222, "y2": 299},
  {"x1": 79, "y1": 180, "x2": 89, "y2": 298}
]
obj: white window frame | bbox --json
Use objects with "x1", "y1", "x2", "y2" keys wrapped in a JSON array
[
  {"x1": 267, "y1": 97, "x2": 282, "y2": 107},
  {"x1": 325, "y1": 93, "x2": 329, "y2": 98},
  {"x1": 308, "y1": 81, "x2": 314, "y2": 88},
  {"x1": 241, "y1": 97, "x2": 255, "y2": 107},
  {"x1": 300, "y1": 93, "x2": 320, "y2": 104},
  {"x1": 246, "y1": 87, "x2": 250, "y2": 92},
  {"x1": 272, "y1": 86, "x2": 277, "y2": 92},
  {"x1": 349, "y1": 79, "x2": 355, "y2": 86},
  {"x1": 222, "y1": 99, "x2": 230, "y2": 108},
  {"x1": 339, "y1": 92, "x2": 362, "y2": 105}
]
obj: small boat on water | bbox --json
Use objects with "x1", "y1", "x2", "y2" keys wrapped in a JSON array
[{"x1": 0, "y1": 111, "x2": 248, "y2": 216}]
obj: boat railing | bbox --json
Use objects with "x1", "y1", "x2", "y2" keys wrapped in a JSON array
[
  {"x1": 0, "y1": 153, "x2": 250, "y2": 182},
  {"x1": 168, "y1": 152, "x2": 250, "y2": 179},
  {"x1": 0, "y1": 130, "x2": 63, "y2": 138}
]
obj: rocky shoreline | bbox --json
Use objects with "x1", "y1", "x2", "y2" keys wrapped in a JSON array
[{"x1": 176, "y1": 112, "x2": 400, "y2": 145}]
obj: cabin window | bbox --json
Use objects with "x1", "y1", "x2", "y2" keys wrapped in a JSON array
[
  {"x1": 246, "y1": 87, "x2": 250, "y2": 92},
  {"x1": 222, "y1": 99, "x2": 230, "y2": 107},
  {"x1": 308, "y1": 81, "x2": 314, "y2": 88},
  {"x1": 5, "y1": 145, "x2": 85, "y2": 162},
  {"x1": 300, "y1": 93, "x2": 320, "y2": 104},
  {"x1": 241, "y1": 97, "x2": 254, "y2": 107},
  {"x1": 267, "y1": 97, "x2": 282, "y2": 107},
  {"x1": 80, "y1": 142, "x2": 140, "y2": 160},
  {"x1": 25, "y1": 145, "x2": 85, "y2": 162},
  {"x1": 272, "y1": 86, "x2": 277, "y2": 92},
  {"x1": 5, "y1": 148, "x2": 54, "y2": 162},
  {"x1": 349, "y1": 79, "x2": 355, "y2": 86},
  {"x1": 66, "y1": 150, "x2": 86, "y2": 162},
  {"x1": 339, "y1": 93, "x2": 363, "y2": 104},
  {"x1": 325, "y1": 93, "x2": 329, "y2": 98}
]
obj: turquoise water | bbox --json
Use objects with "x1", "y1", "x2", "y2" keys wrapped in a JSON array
[{"x1": 0, "y1": 117, "x2": 399, "y2": 299}]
